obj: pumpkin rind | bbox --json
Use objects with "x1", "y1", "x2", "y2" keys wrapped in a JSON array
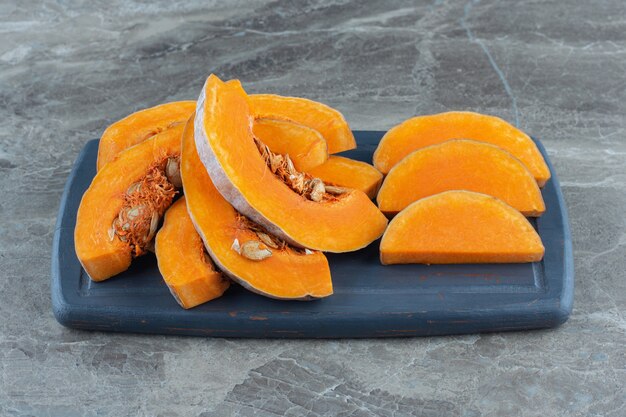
[
  {"x1": 181, "y1": 115, "x2": 333, "y2": 300},
  {"x1": 250, "y1": 94, "x2": 356, "y2": 154},
  {"x1": 75, "y1": 125, "x2": 183, "y2": 281},
  {"x1": 194, "y1": 75, "x2": 387, "y2": 252},
  {"x1": 155, "y1": 197, "x2": 230, "y2": 309},
  {"x1": 377, "y1": 140, "x2": 545, "y2": 216},
  {"x1": 380, "y1": 190, "x2": 545, "y2": 265},
  {"x1": 373, "y1": 111, "x2": 551, "y2": 186},
  {"x1": 306, "y1": 156, "x2": 383, "y2": 199},
  {"x1": 97, "y1": 101, "x2": 195, "y2": 171},
  {"x1": 252, "y1": 118, "x2": 328, "y2": 172}
]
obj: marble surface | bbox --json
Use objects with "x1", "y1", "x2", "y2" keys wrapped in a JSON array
[{"x1": 1, "y1": 0, "x2": 625, "y2": 415}]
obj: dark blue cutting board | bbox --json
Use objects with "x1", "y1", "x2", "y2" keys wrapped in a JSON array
[{"x1": 51, "y1": 131, "x2": 573, "y2": 338}]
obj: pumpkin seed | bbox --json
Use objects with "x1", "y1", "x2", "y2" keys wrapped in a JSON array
[
  {"x1": 325, "y1": 185, "x2": 347, "y2": 195},
  {"x1": 144, "y1": 211, "x2": 159, "y2": 242},
  {"x1": 231, "y1": 238, "x2": 241, "y2": 254},
  {"x1": 270, "y1": 154, "x2": 284, "y2": 173},
  {"x1": 240, "y1": 240, "x2": 272, "y2": 261},
  {"x1": 305, "y1": 248, "x2": 314, "y2": 255},
  {"x1": 127, "y1": 205, "x2": 143, "y2": 220},
  {"x1": 165, "y1": 157, "x2": 182, "y2": 188},
  {"x1": 290, "y1": 173, "x2": 305, "y2": 193},
  {"x1": 309, "y1": 178, "x2": 325, "y2": 202},
  {"x1": 259, "y1": 143, "x2": 269, "y2": 160},
  {"x1": 127, "y1": 182, "x2": 141, "y2": 195},
  {"x1": 254, "y1": 139, "x2": 269, "y2": 158},
  {"x1": 285, "y1": 155, "x2": 296, "y2": 175},
  {"x1": 108, "y1": 222, "x2": 116, "y2": 242},
  {"x1": 256, "y1": 231, "x2": 279, "y2": 249}
]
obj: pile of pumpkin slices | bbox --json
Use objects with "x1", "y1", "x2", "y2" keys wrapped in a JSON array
[{"x1": 75, "y1": 74, "x2": 550, "y2": 309}]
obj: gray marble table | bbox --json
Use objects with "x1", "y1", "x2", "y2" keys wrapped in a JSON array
[{"x1": 1, "y1": 1, "x2": 624, "y2": 416}]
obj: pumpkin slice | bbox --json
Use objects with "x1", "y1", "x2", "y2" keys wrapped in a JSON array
[
  {"x1": 155, "y1": 197, "x2": 230, "y2": 309},
  {"x1": 97, "y1": 101, "x2": 195, "y2": 170},
  {"x1": 181, "y1": 116, "x2": 332, "y2": 300},
  {"x1": 250, "y1": 94, "x2": 356, "y2": 154},
  {"x1": 380, "y1": 190, "x2": 544, "y2": 265},
  {"x1": 195, "y1": 75, "x2": 387, "y2": 252},
  {"x1": 252, "y1": 118, "x2": 328, "y2": 172},
  {"x1": 306, "y1": 156, "x2": 383, "y2": 199},
  {"x1": 373, "y1": 111, "x2": 551, "y2": 186},
  {"x1": 75, "y1": 125, "x2": 183, "y2": 281},
  {"x1": 377, "y1": 140, "x2": 545, "y2": 216}
]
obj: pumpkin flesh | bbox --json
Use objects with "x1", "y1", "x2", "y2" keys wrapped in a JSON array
[
  {"x1": 250, "y1": 94, "x2": 356, "y2": 154},
  {"x1": 97, "y1": 101, "x2": 195, "y2": 171},
  {"x1": 373, "y1": 111, "x2": 550, "y2": 186},
  {"x1": 380, "y1": 190, "x2": 545, "y2": 265},
  {"x1": 252, "y1": 118, "x2": 328, "y2": 172},
  {"x1": 306, "y1": 156, "x2": 383, "y2": 199},
  {"x1": 194, "y1": 75, "x2": 387, "y2": 252},
  {"x1": 377, "y1": 140, "x2": 545, "y2": 216},
  {"x1": 75, "y1": 125, "x2": 183, "y2": 281},
  {"x1": 181, "y1": 116, "x2": 333, "y2": 300},
  {"x1": 155, "y1": 197, "x2": 230, "y2": 308}
]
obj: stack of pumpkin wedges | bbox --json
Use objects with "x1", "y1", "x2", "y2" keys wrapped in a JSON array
[{"x1": 75, "y1": 74, "x2": 550, "y2": 309}]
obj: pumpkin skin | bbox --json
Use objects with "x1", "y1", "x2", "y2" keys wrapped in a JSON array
[
  {"x1": 97, "y1": 101, "x2": 195, "y2": 171},
  {"x1": 194, "y1": 75, "x2": 387, "y2": 252},
  {"x1": 250, "y1": 94, "x2": 356, "y2": 154},
  {"x1": 181, "y1": 115, "x2": 333, "y2": 300},
  {"x1": 306, "y1": 156, "x2": 383, "y2": 199},
  {"x1": 373, "y1": 111, "x2": 550, "y2": 186},
  {"x1": 380, "y1": 190, "x2": 545, "y2": 265},
  {"x1": 252, "y1": 118, "x2": 328, "y2": 172},
  {"x1": 155, "y1": 197, "x2": 230, "y2": 309},
  {"x1": 377, "y1": 140, "x2": 545, "y2": 217},
  {"x1": 75, "y1": 125, "x2": 183, "y2": 281}
]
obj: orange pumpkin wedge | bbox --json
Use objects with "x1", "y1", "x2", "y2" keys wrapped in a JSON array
[
  {"x1": 155, "y1": 197, "x2": 230, "y2": 309},
  {"x1": 306, "y1": 156, "x2": 383, "y2": 199},
  {"x1": 380, "y1": 190, "x2": 545, "y2": 265},
  {"x1": 250, "y1": 94, "x2": 356, "y2": 154},
  {"x1": 181, "y1": 115, "x2": 333, "y2": 300},
  {"x1": 373, "y1": 111, "x2": 551, "y2": 186},
  {"x1": 194, "y1": 75, "x2": 387, "y2": 252},
  {"x1": 97, "y1": 101, "x2": 195, "y2": 171},
  {"x1": 377, "y1": 140, "x2": 545, "y2": 217},
  {"x1": 75, "y1": 125, "x2": 183, "y2": 281},
  {"x1": 252, "y1": 118, "x2": 328, "y2": 172}
]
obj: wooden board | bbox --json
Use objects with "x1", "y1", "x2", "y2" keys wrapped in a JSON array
[{"x1": 51, "y1": 131, "x2": 573, "y2": 338}]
